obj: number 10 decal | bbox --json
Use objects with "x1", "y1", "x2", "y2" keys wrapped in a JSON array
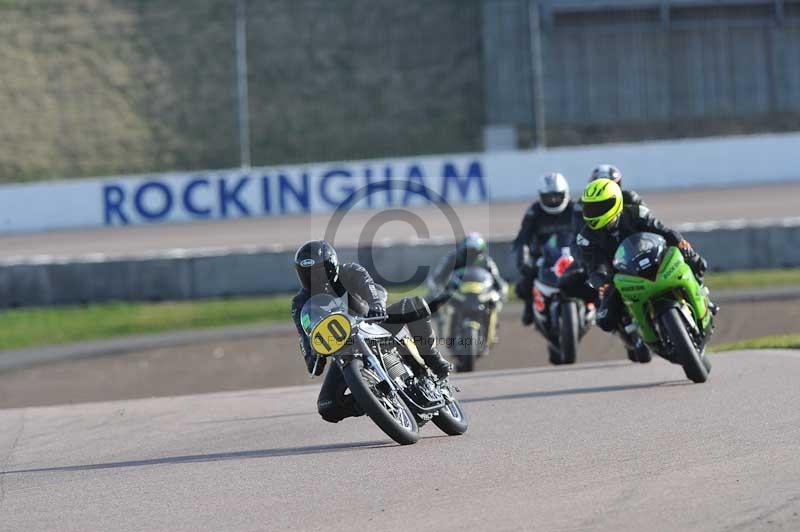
[{"x1": 310, "y1": 314, "x2": 352, "y2": 356}]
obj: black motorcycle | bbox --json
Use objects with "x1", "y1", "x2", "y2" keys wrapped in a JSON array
[
  {"x1": 301, "y1": 291, "x2": 469, "y2": 445},
  {"x1": 532, "y1": 232, "x2": 595, "y2": 365},
  {"x1": 437, "y1": 266, "x2": 503, "y2": 373}
]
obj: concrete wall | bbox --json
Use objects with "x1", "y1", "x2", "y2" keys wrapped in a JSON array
[{"x1": 1, "y1": 220, "x2": 798, "y2": 308}]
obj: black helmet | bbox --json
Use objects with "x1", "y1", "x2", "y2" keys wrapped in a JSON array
[
  {"x1": 590, "y1": 164, "x2": 623, "y2": 186},
  {"x1": 294, "y1": 240, "x2": 342, "y2": 294}
]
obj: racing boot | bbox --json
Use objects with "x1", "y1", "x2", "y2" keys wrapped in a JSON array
[
  {"x1": 424, "y1": 350, "x2": 453, "y2": 380},
  {"x1": 521, "y1": 300, "x2": 535, "y2": 326},
  {"x1": 406, "y1": 307, "x2": 453, "y2": 379},
  {"x1": 620, "y1": 323, "x2": 651, "y2": 364}
]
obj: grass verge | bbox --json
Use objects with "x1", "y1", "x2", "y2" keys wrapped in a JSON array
[
  {"x1": 0, "y1": 286, "x2": 426, "y2": 352},
  {"x1": 705, "y1": 268, "x2": 800, "y2": 291},
  {"x1": 712, "y1": 335, "x2": 800, "y2": 352},
  {"x1": 0, "y1": 268, "x2": 797, "y2": 352}
]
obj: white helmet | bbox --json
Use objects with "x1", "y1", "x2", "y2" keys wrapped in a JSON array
[{"x1": 538, "y1": 172, "x2": 570, "y2": 214}]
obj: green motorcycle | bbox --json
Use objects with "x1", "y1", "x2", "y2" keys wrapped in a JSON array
[{"x1": 612, "y1": 232, "x2": 714, "y2": 383}]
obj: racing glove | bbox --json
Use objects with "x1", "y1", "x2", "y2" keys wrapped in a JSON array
[
  {"x1": 305, "y1": 353, "x2": 325, "y2": 376},
  {"x1": 367, "y1": 303, "x2": 386, "y2": 319}
]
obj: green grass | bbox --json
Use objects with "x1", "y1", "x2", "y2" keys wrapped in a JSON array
[
  {"x1": 705, "y1": 268, "x2": 800, "y2": 291},
  {"x1": 0, "y1": 296, "x2": 292, "y2": 352},
  {"x1": 712, "y1": 335, "x2": 800, "y2": 352},
  {"x1": 0, "y1": 268, "x2": 798, "y2": 352},
  {"x1": 0, "y1": 287, "x2": 427, "y2": 352}
]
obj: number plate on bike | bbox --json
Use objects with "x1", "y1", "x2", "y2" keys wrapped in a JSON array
[{"x1": 310, "y1": 313, "x2": 352, "y2": 356}]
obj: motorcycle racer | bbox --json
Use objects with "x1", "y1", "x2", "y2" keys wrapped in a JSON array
[
  {"x1": 577, "y1": 179, "x2": 715, "y2": 340},
  {"x1": 427, "y1": 233, "x2": 508, "y2": 302},
  {"x1": 291, "y1": 240, "x2": 452, "y2": 423},
  {"x1": 512, "y1": 172, "x2": 578, "y2": 326}
]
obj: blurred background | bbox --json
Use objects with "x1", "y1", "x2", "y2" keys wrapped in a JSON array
[
  {"x1": 1, "y1": 0, "x2": 799, "y2": 408},
  {"x1": 3, "y1": 0, "x2": 800, "y2": 181}
]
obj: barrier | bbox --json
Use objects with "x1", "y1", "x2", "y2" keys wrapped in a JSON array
[
  {"x1": 2, "y1": 131, "x2": 800, "y2": 234},
  {"x1": 1, "y1": 220, "x2": 798, "y2": 308}
]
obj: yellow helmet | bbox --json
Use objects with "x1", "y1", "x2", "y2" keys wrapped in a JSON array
[{"x1": 582, "y1": 179, "x2": 623, "y2": 230}]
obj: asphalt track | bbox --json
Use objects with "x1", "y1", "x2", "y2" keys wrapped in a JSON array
[
  {"x1": 2, "y1": 182, "x2": 799, "y2": 260},
  {"x1": 1, "y1": 350, "x2": 798, "y2": 532}
]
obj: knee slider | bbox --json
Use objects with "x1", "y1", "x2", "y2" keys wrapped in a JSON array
[{"x1": 317, "y1": 399, "x2": 345, "y2": 424}]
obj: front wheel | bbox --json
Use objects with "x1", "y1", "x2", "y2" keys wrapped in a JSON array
[
  {"x1": 559, "y1": 301, "x2": 579, "y2": 365},
  {"x1": 432, "y1": 399, "x2": 469, "y2": 436},
  {"x1": 342, "y1": 358, "x2": 419, "y2": 445},
  {"x1": 660, "y1": 308, "x2": 710, "y2": 384}
]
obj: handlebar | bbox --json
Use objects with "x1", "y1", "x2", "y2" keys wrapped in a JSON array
[{"x1": 362, "y1": 315, "x2": 389, "y2": 323}]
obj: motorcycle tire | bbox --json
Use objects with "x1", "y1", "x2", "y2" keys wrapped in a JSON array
[
  {"x1": 342, "y1": 358, "x2": 419, "y2": 445},
  {"x1": 432, "y1": 399, "x2": 469, "y2": 436},
  {"x1": 660, "y1": 308, "x2": 709, "y2": 384},
  {"x1": 457, "y1": 354, "x2": 475, "y2": 372},
  {"x1": 559, "y1": 301, "x2": 579, "y2": 365},
  {"x1": 548, "y1": 345, "x2": 563, "y2": 365}
]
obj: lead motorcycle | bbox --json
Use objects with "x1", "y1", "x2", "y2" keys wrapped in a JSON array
[
  {"x1": 301, "y1": 292, "x2": 469, "y2": 445},
  {"x1": 612, "y1": 232, "x2": 714, "y2": 383},
  {"x1": 532, "y1": 232, "x2": 595, "y2": 365}
]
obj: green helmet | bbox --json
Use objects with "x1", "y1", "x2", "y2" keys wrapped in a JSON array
[{"x1": 582, "y1": 179, "x2": 623, "y2": 230}]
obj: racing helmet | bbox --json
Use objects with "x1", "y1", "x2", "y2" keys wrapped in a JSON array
[
  {"x1": 582, "y1": 179, "x2": 623, "y2": 231},
  {"x1": 590, "y1": 164, "x2": 623, "y2": 186},
  {"x1": 457, "y1": 232, "x2": 488, "y2": 266},
  {"x1": 538, "y1": 172, "x2": 570, "y2": 214},
  {"x1": 294, "y1": 240, "x2": 342, "y2": 294}
]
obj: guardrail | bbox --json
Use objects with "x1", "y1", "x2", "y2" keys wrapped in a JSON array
[{"x1": 1, "y1": 219, "x2": 799, "y2": 308}]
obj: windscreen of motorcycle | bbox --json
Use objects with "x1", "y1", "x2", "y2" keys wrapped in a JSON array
[
  {"x1": 613, "y1": 232, "x2": 667, "y2": 277},
  {"x1": 456, "y1": 266, "x2": 494, "y2": 294},
  {"x1": 538, "y1": 231, "x2": 574, "y2": 285}
]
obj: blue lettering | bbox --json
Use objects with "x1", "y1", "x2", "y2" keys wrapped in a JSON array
[
  {"x1": 183, "y1": 178, "x2": 211, "y2": 218},
  {"x1": 134, "y1": 181, "x2": 173, "y2": 221},
  {"x1": 441, "y1": 161, "x2": 487, "y2": 201},
  {"x1": 261, "y1": 175, "x2": 272, "y2": 214},
  {"x1": 320, "y1": 169, "x2": 355, "y2": 208},
  {"x1": 365, "y1": 167, "x2": 394, "y2": 208},
  {"x1": 279, "y1": 173, "x2": 310, "y2": 213},
  {"x1": 103, "y1": 184, "x2": 128, "y2": 225},
  {"x1": 219, "y1": 176, "x2": 250, "y2": 218},
  {"x1": 403, "y1": 165, "x2": 431, "y2": 205}
]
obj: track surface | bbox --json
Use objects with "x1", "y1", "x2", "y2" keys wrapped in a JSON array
[
  {"x1": 2, "y1": 182, "x2": 799, "y2": 260},
  {"x1": 1, "y1": 351, "x2": 798, "y2": 531}
]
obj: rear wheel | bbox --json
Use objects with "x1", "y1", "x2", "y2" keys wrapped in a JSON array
[
  {"x1": 660, "y1": 309, "x2": 709, "y2": 384},
  {"x1": 455, "y1": 323, "x2": 479, "y2": 372},
  {"x1": 559, "y1": 301, "x2": 579, "y2": 365},
  {"x1": 456, "y1": 353, "x2": 475, "y2": 373},
  {"x1": 432, "y1": 399, "x2": 469, "y2": 436},
  {"x1": 342, "y1": 358, "x2": 419, "y2": 445}
]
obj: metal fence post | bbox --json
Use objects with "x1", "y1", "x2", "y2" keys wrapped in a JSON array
[
  {"x1": 235, "y1": 0, "x2": 252, "y2": 168},
  {"x1": 528, "y1": 0, "x2": 547, "y2": 149}
]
